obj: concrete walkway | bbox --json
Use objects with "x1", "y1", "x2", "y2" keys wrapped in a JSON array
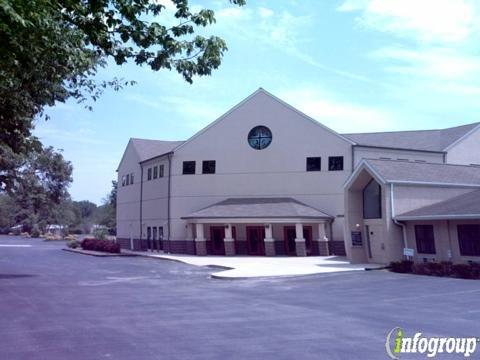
[{"x1": 122, "y1": 250, "x2": 383, "y2": 279}]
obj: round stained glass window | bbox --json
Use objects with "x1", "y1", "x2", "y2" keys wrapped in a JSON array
[{"x1": 248, "y1": 126, "x2": 272, "y2": 150}]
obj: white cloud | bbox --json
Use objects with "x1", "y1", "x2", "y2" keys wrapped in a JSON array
[
  {"x1": 258, "y1": 7, "x2": 274, "y2": 18},
  {"x1": 278, "y1": 86, "x2": 395, "y2": 133},
  {"x1": 370, "y1": 46, "x2": 480, "y2": 79},
  {"x1": 339, "y1": 0, "x2": 480, "y2": 43}
]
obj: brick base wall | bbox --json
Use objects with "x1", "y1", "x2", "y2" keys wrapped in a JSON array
[{"x1": 329, "y1": 241, "x2": 346, "y2": 256}]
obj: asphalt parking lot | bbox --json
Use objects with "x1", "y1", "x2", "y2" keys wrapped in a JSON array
[{"x1": 1, "y1": 235, "x2": 479, "y2": 360}]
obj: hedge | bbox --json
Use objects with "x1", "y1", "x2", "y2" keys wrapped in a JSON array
[
  {"x1": 390, "y1": 260, "x2": 480, "y2": 279},
  {"x1": 81, "y1": 238, "x2": 120, "y2": 254}
]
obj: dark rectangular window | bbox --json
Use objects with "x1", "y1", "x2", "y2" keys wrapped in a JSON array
[
  {"x1": 415, "y1": 225, "x2": 436, "y2": 254},
  {"x1": 329, "y1": 156, "x2": 344, "y2": 171},
  {"x1": 147, "y1": 226, "x2": 151, "y2": 240},
  {"x1": 153, "y1": 166, "x2": 158, "y2": 179},
  {"x1": 202, "y1": 160, "x2": 216, "y2": 174},
  {"x1": 159, "y1": 226, "x2": 164, "y2": 240},
  {"x1": 122, "y1": 175, "x2": 126, "y2": 187},
  {"x1": 458, "y1": 224, "x2": 480, "y2": 256},
  {"x1": 183, "y1": 161, "x2": 196, "y2": 175},
  {"x1": 130, "y1": 173, "x2": 134, "y2": 185},
  {"x1": 126, "y1": 174, "x2": 130, "y2": 186},
  {"x1": 152, "y1": 227, "x2": 157, "y2": 241},
  {"x1": 306, "y1": 157, "x2": 321, "y2": 171},
  {"x1": 363, "y1": 179, "x2": 382, "y2": 219},
  {"x1": 147, "y1": 167, "x2": 152, "y2": 180},
  {"x1": 159, "y1": 165, "x2": 164, "y2": 178}
]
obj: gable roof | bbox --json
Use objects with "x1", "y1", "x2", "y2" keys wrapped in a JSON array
[
  {"x1": 396, "y1": 189, "x2": 480, "y2": 220},
  {"x1": 173, "y1": 88, "x2": 354, "y2": 152},
  {"x1": 182, "y1": 197, "x2": 333, "y2": 219},
  {"x1": 343, "y1": 122, "x2": 480, "y2": 152},
  {"x1": 363, "y1": 159, "x2": 480, "y2": 186},
  {"x1": 130, "y1": 138, "x2": 184, "y2": 162}
]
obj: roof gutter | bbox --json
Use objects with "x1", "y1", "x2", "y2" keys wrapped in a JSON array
[{"x1": 166, "y1": 152, "x2": 172, "y2": 253}]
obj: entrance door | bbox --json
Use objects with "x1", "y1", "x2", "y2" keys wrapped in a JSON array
[
  {"x1": 246, "y1": 226, "x2": 265, "y2": 255},
  {"x1": 284, "y1": 226, "x2": 296, "y2": 256},
  {"x1": 210, "y1": 226, "x2": 225, "y2": 255}
]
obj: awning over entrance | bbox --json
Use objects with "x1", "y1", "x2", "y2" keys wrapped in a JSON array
[{"x1": 181, "y1": 197, "x2": 333, "y2": 222}]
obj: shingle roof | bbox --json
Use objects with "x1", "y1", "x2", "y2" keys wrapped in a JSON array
[
  {"x1": 182, "y1": 198, "x2": 333, "y2": 219},
  {"x1": 343, "y1": 122, "x2": 479, "y2": 152},
  {"x1": 131, "y1": 138, "x2": 184, "y2": 162},
  {"x1": 365, "y1": 159, "x2": 480, "y2": 185},
  {"x1": 396, "y1": 189, "x2": 480, "y2": 220}
]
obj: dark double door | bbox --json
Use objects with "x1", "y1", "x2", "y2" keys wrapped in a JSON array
[
  {"x1": 246, "y1": 226, "x2": 265, "y2": 255},
  {"x1": 210, "y1": 227, "x2": 225, "y2": 255}
]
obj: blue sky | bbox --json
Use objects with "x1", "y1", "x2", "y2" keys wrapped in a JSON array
[{"x1": 34, "y1": 0, "x2": 480, "y2": 204}]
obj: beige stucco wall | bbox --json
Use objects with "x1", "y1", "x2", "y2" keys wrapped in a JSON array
[
  {"x1": 140, "y1": 156, "x2": 170, "y2": 239},
  {"x1": 116, "y1": 141, "x2": 142, "y2": 241},
  {"x1": 353, "y1": 147, "x2": 443, "y2": 166},
  {"x1": 169, "y1": 91, "x2": 353, "y2": 241},
  {"x1": 446, "y1": 127, "x2": 480, "y2": 165},
  {"x1": 405, "y1": 220, "x2": 480, "y2": 264}
]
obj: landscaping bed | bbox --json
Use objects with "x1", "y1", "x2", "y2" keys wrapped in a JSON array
[{"x1": 389, "y1": 260, "x2": 480, "y2": 279}]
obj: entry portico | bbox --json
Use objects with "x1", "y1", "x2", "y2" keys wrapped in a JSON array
[{"x1": 182, "y1": 198, "x2": 332, "y2": 257}]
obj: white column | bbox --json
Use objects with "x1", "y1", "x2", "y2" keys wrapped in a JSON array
[
  {"x1": 318, "y1": 223, "x2": 328, "y2": 241},
  {"x1": 225, "y1": 224, "x2": 233, "y2": 240},
  {"x1": 265, "y1": 224, "x2": 273, "y2": 240},
  {"x1": 295, "y1": 223, "x2": 304, "y2": 241},
  {"x1": 195, "y1": 223, "x2": 205, "y2": 241},
  {"x1": 264, "y1": 224, "x2": 275, "y2": 256}
]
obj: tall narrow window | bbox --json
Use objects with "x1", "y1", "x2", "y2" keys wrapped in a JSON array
[
  {"x1": 306, "y1": 157, "x2": 321, "y2": 171},
  {"x1": 126, "y1": 174, "x2": 130, "y2": 186},
  {"x1": 158, "y1": 226, "x2": 164, "y2": 240},
  {"x1": 202, "y1": 160, "x2": 216, "y2": 174},
  {"x1": 152, "y1": 227, "x2": 157, "y2": 241},
  {"x1": 130, "y1": 173, "x2": 134, "y2": 184},
  {"x1": 147, "y1": 167, "x2": 152, "y2": 180},
  {"x1": 458, "y1": 224, "x2": 480, "y2": 256},
  {"x1": 159, "y1": 164, "x2": 164, "y2": 178},
  {"x1": 182, "y1": 161, "x2": 196, "y2": 175},
  {"x1": 122, "y1": 175, "x2": 126, "y2": 186},
  {"x1": 415, "y1": 225, "x2": 436, "y2": 254},
  {"x1": 363, "y1": 179, "x2": 382, "y2": 219},
  {"x1": 147, "y1": 226, "x2": 151, "y2": 240},
  {"x1": 328, "y1": 156, "x2": 344, "y2": 171},
  {"x1": 153, "y1": 166, "x2": 158, "y2": 179}
]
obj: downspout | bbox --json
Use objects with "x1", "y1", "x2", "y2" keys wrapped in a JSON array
[
  {"x1": 139, "y1": 165, "x2": 144, "y2": 250},
  {"x1": 391, "y1": 183, "x2": 408, "y2": 251},
  {"x1": 167, "y1": 153, "x2": 172, "y2": 254}
]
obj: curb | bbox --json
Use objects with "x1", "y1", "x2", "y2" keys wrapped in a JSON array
[{"x1": 62, "y1": 248, "x2": 138, "y2": 257}]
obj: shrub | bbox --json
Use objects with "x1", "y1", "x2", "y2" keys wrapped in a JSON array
[
  {"x1": 81, "y1": 238, "x2": 120, "y2": 254},
  {"x1": 412, "y1": 263, "x2": 429, "y2": 275},
  {"x1": 389, "y1": 260, "x2": 413, "y2": 273},
  {"x1": 67, "y1": 240, "x2": 79, "y2": 249},
  {"x1": 469, "y1": 262, "x2": 480, "y2": 279},
  {"x1": 451, "y1": 264, "x2": 474, "y2": 279},
  {"x1": 30, "y1": 226, "x2": 41, "y2": 238},
  {"x1": 93, "y1": 227, "x2": 108, "y2": 240}
]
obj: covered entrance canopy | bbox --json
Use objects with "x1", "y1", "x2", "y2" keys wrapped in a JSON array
[{"x1": 181, "y1": 198, "x2": 333, "y2": 256}]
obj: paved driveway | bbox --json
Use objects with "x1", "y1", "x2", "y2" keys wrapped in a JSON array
[{"x1": 1, "y1": 235, "x2": 479, "y2": 360}]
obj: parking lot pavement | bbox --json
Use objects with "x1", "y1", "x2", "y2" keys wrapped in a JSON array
[{"x1": 1, "y1": 235, "x2": 479, "y2": 360}]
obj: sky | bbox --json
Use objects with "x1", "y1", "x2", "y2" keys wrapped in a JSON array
[{"x1": 34, "y1": 0, "x2": 480, "y2": 204}]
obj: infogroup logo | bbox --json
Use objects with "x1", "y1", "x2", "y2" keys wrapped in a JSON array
[{"x1": 385, "y1": 327, "x2": 478, "y2": 359}]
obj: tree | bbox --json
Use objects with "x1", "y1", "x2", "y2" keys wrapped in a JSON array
[
  {"x1": 0, "y1": 0, "x2": 246, "y2": 192},
  {"x1": 9, "y1": 146, "x2": 73, "y2": 231},
  {"x1": 96, "y1": 180, "x2": 117, "y2": 230}
]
